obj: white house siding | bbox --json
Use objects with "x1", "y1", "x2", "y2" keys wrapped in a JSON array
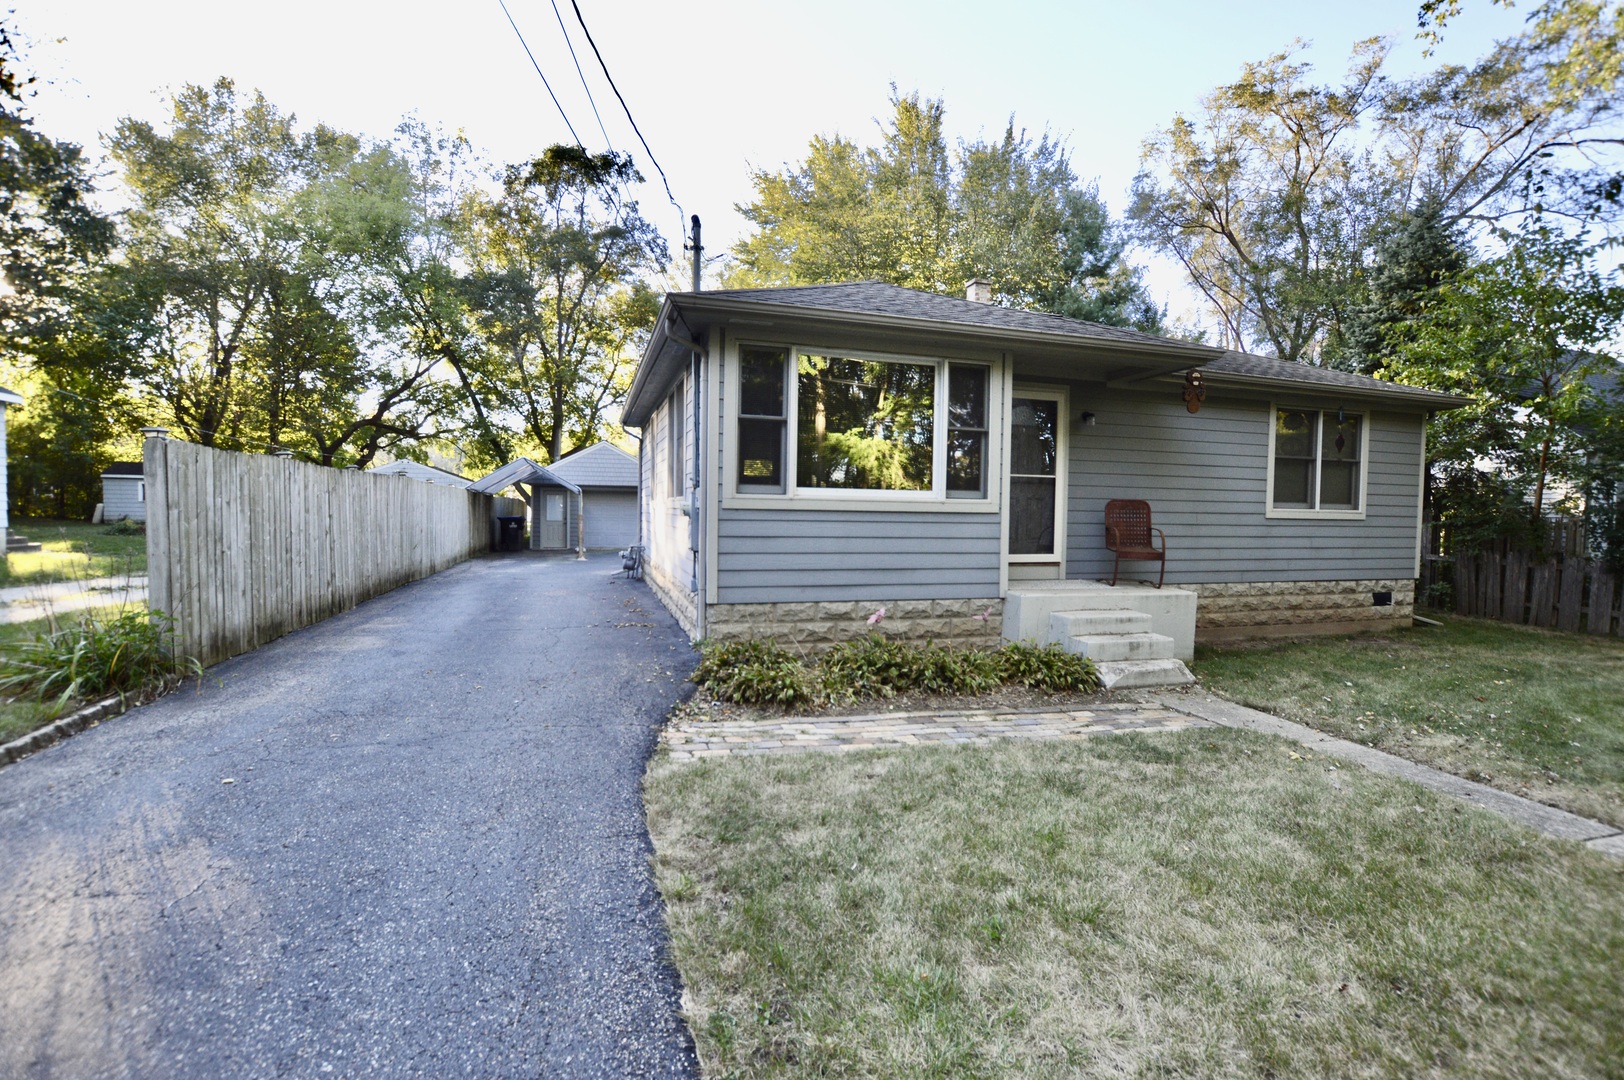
[
  {"x1": 640, "y1": 389, "x2": 700, "y2": 636},
  {"x1": 102, "y1": 475, "x2": 147, "y2": 522}
]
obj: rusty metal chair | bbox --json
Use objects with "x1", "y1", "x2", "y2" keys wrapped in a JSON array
[{"x1": 1104, "y1": 499, "x2": 1166, "y2": 588}]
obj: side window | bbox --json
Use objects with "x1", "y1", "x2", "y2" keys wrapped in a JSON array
[
  {"x1": 668, "y1": 382, "x2": 686, "y2": 496},
  {"x1": 1271, "y1": 408, "x2": 1363, "y2": 512},
  {"x1": 947, "y1": 364, "x2": 988, "y2": 498},
  {"x1": 737, "y1": 345, "x2": 787, "y2": 492}
]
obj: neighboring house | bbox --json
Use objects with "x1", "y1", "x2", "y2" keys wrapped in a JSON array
[
  {"x1": 0, "y1": 386, "x2": 20, "y2": 550},
  {"x1": 620, "y1": 281, "x2": 1469, "y2": 684},
  {"x1": 365, "y1": 460, "x2": 475, "y2": 488},
  {"x1": 471, "y1": 442, "x2": 639, "y2": 552},
  {"x1": 101, "y1": 461, "x2": 147, "y2": 523}
]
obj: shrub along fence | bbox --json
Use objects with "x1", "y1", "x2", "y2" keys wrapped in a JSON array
[
  {"x1": 145, "y1": 436, "x2": 520, "y2": 667},
  {"x1": 1433, "y1": 551, "x2": 1623, "y2": 636}
]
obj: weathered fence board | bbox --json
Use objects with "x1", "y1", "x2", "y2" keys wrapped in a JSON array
[
  {"x1": 145, "y1": 439, "x2": 512, "y2": 667},
  {"x1": 1437, "y1": 551, "x2": 1623, "y2": 638}
]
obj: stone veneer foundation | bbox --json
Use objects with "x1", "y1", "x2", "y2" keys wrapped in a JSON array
[
  {"x1": 704, "y1": 598, "x2": 1005, "y2": 652},
  {"x1": 1188, "y1": 579, "x2": 1415, "y2": 640}
]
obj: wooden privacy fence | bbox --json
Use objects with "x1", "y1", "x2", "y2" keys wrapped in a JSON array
[
  {"x1": 1437, "y1": 551, "x2": 1623, "y2": 636},
  {"x1": 145, "y1": 438, "x2": 515, "y2": 667}
]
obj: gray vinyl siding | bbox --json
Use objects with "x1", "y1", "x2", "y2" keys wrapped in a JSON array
[
  {"x1": 570, "y1": 489, "x2": 638, "y2": 550},
  {"x1": 715, "y1": 509, "x2": 1000, "y2": 604},
  {"x1": 1062, "y1": 386, "x2": 1422, "y2": 583},
  {"x1": 102, "y1": 475, "x2": 146, "y2": 522}
]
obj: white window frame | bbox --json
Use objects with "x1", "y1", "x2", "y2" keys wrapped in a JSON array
[
  {"x1": 1264, "y1": 403, "x2": 1370, "y2": 520},
  {"x1": 722, "y1": 340, "x2": 1003, "y2": 513},
  {"x1": 667, "y1": 381, "x2": 686, "y2": 498}
]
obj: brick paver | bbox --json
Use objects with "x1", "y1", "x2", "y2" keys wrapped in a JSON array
[{"x1": 662, "y1": 702, "x2": 1211, "y2": 761}]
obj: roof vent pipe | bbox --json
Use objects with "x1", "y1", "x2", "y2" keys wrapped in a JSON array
[{"x1": 965, "y1": 279, "x2": 992, "y2": 303}]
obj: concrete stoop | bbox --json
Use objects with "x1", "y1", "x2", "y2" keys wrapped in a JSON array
[{"x1": 1003, "y1": 581, "x2": 1198, "y2": 691}]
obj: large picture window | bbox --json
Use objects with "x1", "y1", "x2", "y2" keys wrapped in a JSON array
[
  {"x1": 734, "y1": 345, "x2": 989, "y2": 500},
  {"x1": 1271, "y1": 408, "x2": 1363, "y2": 512}
]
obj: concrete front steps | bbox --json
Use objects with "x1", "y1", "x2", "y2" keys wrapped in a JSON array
[
  {"x1": 1047, "y1": 609, "x2": 1194, "y2": 690},
  {"x1": 1003, "y1": 581, "x2": 1197, "y2": 690}
]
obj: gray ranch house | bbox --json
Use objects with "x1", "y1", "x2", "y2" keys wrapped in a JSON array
[{"x1": 620, "y1": 281, "x2": 1467, "y2": 687}]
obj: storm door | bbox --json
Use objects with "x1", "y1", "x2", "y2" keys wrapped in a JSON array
[{"x1": 1007, "y1": 388, "x2": 1067, "y2": 572}]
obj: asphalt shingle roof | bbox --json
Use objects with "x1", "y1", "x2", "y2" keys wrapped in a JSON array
[
  {"x1": 546, "y1": 442, "x2": 638, "y2": 488},
  {"x1": 686, "y1": 281, "x2": 1213, "y2": 353},
  {"x1": 101, "y1": 462, "x2": 144, "y2": 477}
]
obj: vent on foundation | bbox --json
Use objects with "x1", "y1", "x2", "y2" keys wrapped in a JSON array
[{"x1": 1373, "y1": 591, "x2": 1393, "y2": 607}]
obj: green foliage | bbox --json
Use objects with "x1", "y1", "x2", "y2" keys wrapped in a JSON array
[
  {"x1": 1387, "y1": 220, "x2": 1624, "y2": 546},
  {"x1": 995, "y1": 641, "x2": 1103, "y2": 693},
  {"x1": 0, "y1": 609, "x2": 193, "y2": 716},
  {"x1": 728, "y1": 90, "x2": 1162, "y2": 333},
  {"x1": 104, "y1": 518, "x2": 145, "y2": 537},
  {"x1": 695, "y1": 635, "x2": 1095, "y2": 707},
  {"x1": 1132, "y1": 21, "x2": 1623, "y2": 360},
  {"x1": 693, "y1": 639, "x2": 814, "y2": 707}
]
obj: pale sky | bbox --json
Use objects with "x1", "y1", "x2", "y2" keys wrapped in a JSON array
[{"x1": 16, "y1": 0, "x2": 1533, "y2": 324}]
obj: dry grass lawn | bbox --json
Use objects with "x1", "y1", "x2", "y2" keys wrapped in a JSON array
[{"x1": 645, "y1": 730, "x2": 1624, "y2": 1078}]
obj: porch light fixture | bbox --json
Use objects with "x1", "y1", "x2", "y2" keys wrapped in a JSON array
[
  {"x1": 1077, "y1": 411, "x2": 1096, "y2": 427},
  {"x1": 1182, "y1": 370, "x2": 1206, "y2": 414}
]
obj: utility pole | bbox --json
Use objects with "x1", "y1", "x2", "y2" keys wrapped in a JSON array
[{"x1": 688, "y1": 214, "x2": 702, "y2": 292}]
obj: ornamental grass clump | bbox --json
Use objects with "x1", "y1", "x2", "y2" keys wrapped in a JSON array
[
  {"x1": 692, "y1": 639, "x2": 814, "y2": 707},
  {"x1": 0, "y1": 609, "x2": 194, "y2": 718}
]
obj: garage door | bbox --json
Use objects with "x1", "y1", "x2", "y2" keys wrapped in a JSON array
[{"x1": 573, "y1": 489, "x2": 638, "y2": 550}]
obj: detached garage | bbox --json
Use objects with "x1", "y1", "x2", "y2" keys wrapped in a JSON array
[{"x1": 472, "y1": 442, "x2": 639, "y2": 553}]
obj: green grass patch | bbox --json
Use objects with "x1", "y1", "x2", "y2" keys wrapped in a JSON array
[
  {"x1": 4, "y1": 518, "x2": 148, "y2": 586},
  {"x1": 646, "y1": 732, "x2": 1624, "y2": 1078},
  {"x1": 1193, "y1": 618, "x2": 1624, "y2": 829}
]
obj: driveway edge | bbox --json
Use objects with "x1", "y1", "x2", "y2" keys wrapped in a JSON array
[
  {"x1": 1150, "y1": 688, "x2": 1624, "y2": 858},
  {"x1": 0, "y1": 695, "x2": 126, "y2": 767}
]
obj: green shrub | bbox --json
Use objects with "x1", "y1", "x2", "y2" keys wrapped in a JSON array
[
  {"x1": 919, "y1": 643, "x2": 1002, "y2": 695},
  {"x1": 104, "y1": 518, "x2": 146, "y2": 536},
  {"x1": 0, "y1": 608, "x2": 194, "y2": 717},
  {"x1": 996, "y1": 641, "x2": 1102, "y2": 693},
  {"x1": 693, "y1": 639, "x2": 814, "y2": 707},
  {"x1": 820, "y1": 633, "x2": 930, "y2": 700}
]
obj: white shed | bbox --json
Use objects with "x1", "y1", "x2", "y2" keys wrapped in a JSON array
[
  {"x1": 100, "y1": 461, "x2": 147, "y2": 522},
  {"x1": 364, "y1": 460, "x2": 474, "y2": 487}
]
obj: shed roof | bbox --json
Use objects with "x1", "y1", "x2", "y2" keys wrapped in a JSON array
[
  {"x1": 546, "y1": 442, "x2": 637, "y2": 488},
  {"x1": 101, "y1": 462, "x2": 144, "y2": 477},
  {"x1": 469, "y1": 457, "x2": 580, "y2": 495}
]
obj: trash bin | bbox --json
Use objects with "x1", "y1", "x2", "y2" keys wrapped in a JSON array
[{"x1": 497, "y1": 515, "x2": 526, "y2": 552}]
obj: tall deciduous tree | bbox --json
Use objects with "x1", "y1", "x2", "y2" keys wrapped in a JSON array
[
  {"x1": 461, "y1": 145, "x2": 666, "y2": 462},
  {"x1": 1131, "y1": 25, "x2": 1623, "y2": 361},
  {"x1": 1386, "y1": 221, "x2": 1624, "y2": 536},
  {"x1": 729, "y1": 91, "x2": 1163, "y2": 332}
]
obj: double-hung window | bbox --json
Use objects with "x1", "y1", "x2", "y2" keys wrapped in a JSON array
[
  {"x1": 1269, "y1": 407, "x2": 1365, "y2": 515},
  {"x1": 734, "y1": 344, "x2": 990, "y2": 501}
]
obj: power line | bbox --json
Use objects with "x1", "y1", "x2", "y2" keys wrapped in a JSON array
[
  {"x1": 546, "y1": 0, "x2": 613, "y2": 151},
  {"x1": 496, "y1": 0, "x2": 583, "y2": 147},
  {"x1": 567, "y1": 0, "x2": 686, "y2": 238}
]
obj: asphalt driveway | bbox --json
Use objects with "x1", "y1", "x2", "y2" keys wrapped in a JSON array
[{"x1": 0, "y1": 553, "x2": 700, "y2": 1078}]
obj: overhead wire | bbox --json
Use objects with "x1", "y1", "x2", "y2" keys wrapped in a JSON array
[
  {"x1": 496, "y1": 0, "x2": 584, "y2": 147},
  {"x1": 546, "y1": 0, "x2": 614, "y2": 151},
  {"x1": 567, "y1": 0, "x2": 688, "y2": 244}
]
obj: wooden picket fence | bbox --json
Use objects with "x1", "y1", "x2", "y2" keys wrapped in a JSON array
[
  {"x1": 1436, "y1": 550, "x2": 1623, "y2": 636},
  {"x1": 145, "y1": 438, "x2": 519, "y2": 667}
]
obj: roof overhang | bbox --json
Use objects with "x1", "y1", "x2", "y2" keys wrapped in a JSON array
[
  {"x1": 622, "y1": 292, "x2": 1226, "y2": 427},
  {"x1": 1115, "y1": 369, "x2": 1475, "y2": 410},
  {"x1": 0, "y1": 387, "x2": 22, "y2": 407}
]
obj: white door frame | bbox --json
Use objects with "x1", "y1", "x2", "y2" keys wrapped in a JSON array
[{"x1": 1005, "y1": 384, "x2": 1068, "y2": 579}]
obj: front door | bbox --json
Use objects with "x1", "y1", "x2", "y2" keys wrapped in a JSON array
[{"x1": 1007, "y1": 387, "x2": 1067, "y2": 579}]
